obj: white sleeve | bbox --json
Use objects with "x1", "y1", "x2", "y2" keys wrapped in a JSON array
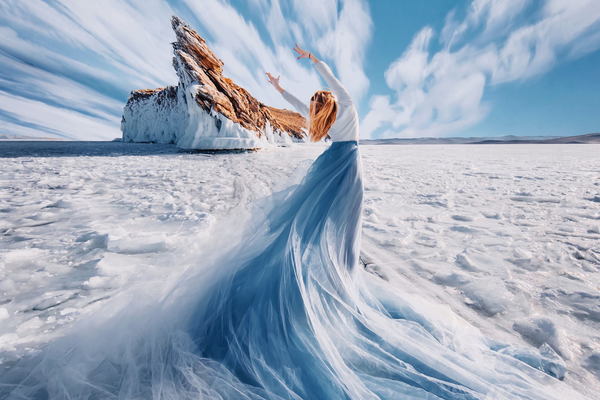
[
  {"x1": 314, "y1": 60, "x2": 352, "y2": 105},
  {"x1": 281, "y1": 90, "x2": 309, "y2": 118}
]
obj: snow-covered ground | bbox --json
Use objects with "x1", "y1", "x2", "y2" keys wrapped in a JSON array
[{"x1": 1, "y1": 142, "x2": 599, "y2": 397}]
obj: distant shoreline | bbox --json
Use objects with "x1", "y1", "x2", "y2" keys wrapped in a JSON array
[
  {"x1": 1, "y1": 132, "x2": 599, "y2": 146},
  {"x1": 361, "y1": 132, "x2": 600, "y2": 145}
]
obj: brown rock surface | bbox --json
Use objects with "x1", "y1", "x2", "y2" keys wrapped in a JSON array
[{"x1": 122, "y1": 16, "x2": 306, "y2": 147}]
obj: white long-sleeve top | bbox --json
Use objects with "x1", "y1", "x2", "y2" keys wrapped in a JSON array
[{"x1": 281, "y1": 60, "x2": 360, "y2": 142}]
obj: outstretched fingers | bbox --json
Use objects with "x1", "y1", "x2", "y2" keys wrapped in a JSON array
[
  {"x1": 265, "y1": 72, "x2": 277, "y2": 83},
  {"x1": 293, "y1": 43, "x2": 308, "y2": 59}
]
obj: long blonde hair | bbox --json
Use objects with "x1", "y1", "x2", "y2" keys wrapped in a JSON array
[{"x1": 309, "y1": 90, "x2": 337, "y2": 142}]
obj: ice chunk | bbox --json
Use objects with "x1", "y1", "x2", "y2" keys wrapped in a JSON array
[
  {"x1": 583, "y1": 352, "x2": 600, "y2": 378},
  {"x1": 498, "y1": 343, "x2": 567, "y2": 380},
  {"x1": 513, "y1": 317, "x2": 567, "y2": 358},
  {"x1": 461, "y1": 279, "x2": 512, "y2": 316}
]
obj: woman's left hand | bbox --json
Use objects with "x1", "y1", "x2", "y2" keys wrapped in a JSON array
[{"x1": 293, "y1": 44, "x2": 316, "y2": 62}]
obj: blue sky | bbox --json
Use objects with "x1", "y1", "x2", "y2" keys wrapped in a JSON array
[{"x1": 0, "y1": 0, "x2": 599, "y2": 140}]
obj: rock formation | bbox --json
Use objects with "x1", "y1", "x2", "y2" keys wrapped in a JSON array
[{"x1": 121, "y1": 16, "x2": 307, "y2": 150}]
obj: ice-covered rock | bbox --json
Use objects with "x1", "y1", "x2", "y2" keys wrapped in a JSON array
[{"x1": 121, "y1": 16, "x2": 306, "y2": 150}]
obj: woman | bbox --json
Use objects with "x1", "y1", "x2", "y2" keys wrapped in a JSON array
[
  {"x1": 2, "y1": 46, "x2": 585, "y2": 400},
  {"x1": 183, "y1": 44, "x2": 368, "y2": 398}
]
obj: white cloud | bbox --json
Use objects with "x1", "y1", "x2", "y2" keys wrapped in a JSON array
[
  {"x1": 0, "y1": 53, "x2": 123, "y2": 119},
  {"x1": 492, "y1": 0, "x2": 600, "y2": 83},
  {"x1": 364, "y1": 0, "x2": 600, "y2": 139},
  {"x1": 0, "y1": 90, "x2": 119, "y2": 140},
  {"x1": 0, "y1": 0, "x2": 177, "y2": 139},
  {"x1": 0, "y1": 0, "x2": 372, "y2": 139},
  {"x1": 193, "y1": 0, "x2": 373, "y2": 108},
  {"x1": 315, "y1": 0, "x2": 372, "y2": 100}
]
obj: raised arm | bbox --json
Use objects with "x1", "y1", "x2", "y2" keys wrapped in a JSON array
[
  {"x1": 293, "y1": 44, "x2": 352, "y2": 105},
  {"x1": 280, "y1": 90, "x2": 309, "y2": 118},
  {"x1": 266, "y1": 72, "x2": 309, "y2": 117}
]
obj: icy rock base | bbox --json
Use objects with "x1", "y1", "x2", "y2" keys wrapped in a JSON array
[{"x1": 121, "y1": 84, "x2": 295, "y2": 150}]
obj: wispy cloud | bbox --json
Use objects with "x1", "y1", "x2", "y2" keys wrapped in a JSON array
[
  {"x1": 363, "y1": 0, "x2": 600, "y2": 138},
  {"x1": 0, "y1": 0, "x2": 176, "y2": 139},
  {"x1": 0, "y1": 0, "x2": 372, "y2": 140},
  {"x1": 0, "y1": 90, "x2": 119, "y2": 140},
  {"x1": 183, "y1": 0, "x2": 372, "y2": 109}
]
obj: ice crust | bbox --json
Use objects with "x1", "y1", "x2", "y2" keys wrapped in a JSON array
[{"x1": 0, "y1": 142, "x2": 599, "y2": 397}]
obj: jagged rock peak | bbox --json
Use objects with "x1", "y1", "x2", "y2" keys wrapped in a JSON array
[
  {"x1": 171, "y1": 16, "x2": 223, "y2": 75},
  {"x1": 170, "y1": 15, "x2": 304, "y2": 138}
]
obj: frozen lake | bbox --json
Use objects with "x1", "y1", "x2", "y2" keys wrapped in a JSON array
[{"x1": 1, "y1": 141, "x2": 599, "y2": 396}]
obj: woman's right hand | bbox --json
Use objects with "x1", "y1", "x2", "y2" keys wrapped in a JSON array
[{"x1": 265, "y1": 72, "x2": 284, "y2": 93}]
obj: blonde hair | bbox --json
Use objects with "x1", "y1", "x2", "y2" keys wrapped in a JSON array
[{"x1": 309, "y1": 90, "x2": 337, "y2": 142}]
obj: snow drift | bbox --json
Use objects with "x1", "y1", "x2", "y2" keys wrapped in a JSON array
[{"x1": 121, "y1": 16, "x2": 306, "y2": 150}]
